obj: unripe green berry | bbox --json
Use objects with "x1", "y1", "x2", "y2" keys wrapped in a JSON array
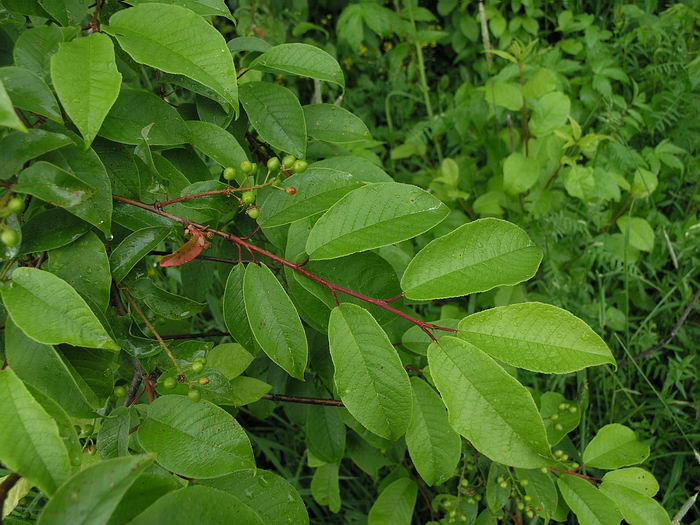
[
  {"x1": 241, "y1": 191, "x2": 256, "y2": 204},
  {"x1": 519, "y1": 479, "x2": 529, "y2": 486},
  {"x1": 292, "y1": 159, "x2": 308, "y2": 173},
  {"x1": 7, "y1": 197, "x2": 24, "y2": 213},
  {"x1": 559, "y1": 403, "x2": 569, "y2": 410},
  {"x1": 555, "y1": 423, "x2": 564, "y2": 431},
  {"x1": 551, "y1": 413, "x2": 559, "y2": 421},
  {"x1": 282, "y1": 154, "x2": 296, "y2": 169},
  {"x1": 1, "y1": 228, "x2": 18, "y2": 246},
  {"x1": 113, "y1": 385, "x2": 127, "y2": 398},
  {"x1": 246, "y1": 207, "x2": 259, "y2": 219},
  {"x1": 187, "y1": 389, "x2": 201, "y2": 402},
  {"x1": 223, "y1": 167, "x2": 237, "y2": 180},
  {"x1": 191, "y1": 361, "x2": 204, "y2": 373},
  {"x1": 194, "y1": 356, "x2": 207, "y2": 365},
  {"x1": 561, "y1": 454, "x2": 569, "y2": 461},
  {"x1": 517, "y1": 502, "x2": 525, "y2": 510},
  {"x1": 523, "y1": 495, "x2": 532, "y2": 502},
  {"x1": 570, "y1": 462, "x2": 579, "y2": 469},
  {"x1": 267, "y1": 157, "x2": 281, "y2": 171},
  {"x1": 240, "y1": 160, "x2": 253, "y2": 174},
  {"x1": 499, "y1": 481, "x2": 508, "y2": 489},
  {"x1": 569, "y1": 406, "x2": 578, "y2": 413},
  {"x1": 554, "y1": 449, "x2": 564, "y2": 457},
  {"x1": 540, "y1": 467, "x2": 549, "y2": 474},
  {"x1": 460, "y1": 479, "x2": 468, "y2": 487},
  {"x1": 163, "y1": 377, "x2": 177, "y2": 389}
]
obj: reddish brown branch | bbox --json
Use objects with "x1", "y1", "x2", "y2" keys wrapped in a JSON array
[
  {"x1": 0, "y1": 472, "x2": 20, "y2": 524},
  {"x1": 549, "y1": 467, "x2": 600, "y2": 483},
  {"x1": 160, "y1": 331, "x2": 229, "y2": 340},
  {"x1": 113, "y1": 195, "x2": 457, "y2": 338},
  {"x1": 262, "y1": 394, "x2": 344, "y2": 406},
  {"x1": 154, "y1": 183, "x2": 271, "y2": 208}
]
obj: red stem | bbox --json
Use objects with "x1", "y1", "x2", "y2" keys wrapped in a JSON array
[
  {"x1": 549, "y1": 467, "x2": 600, "y2": 483},
  {"x1": 154, "y1": 182, "x2": 271, "y2": 208},
  {"x1": 113, "y1": 195, "x2": 456, "y2": 339}
]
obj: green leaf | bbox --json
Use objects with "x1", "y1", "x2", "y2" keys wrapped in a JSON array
[
  {"x1": 5, "y1": 320, "x2": 99, "y2": 417},
  {"x1": 199, "y1": 469, "x2": 309, "y2": 525},
  {"x1": 601, "y1": 468, "x2": 659, "y2": 497},
  {"x1": 110, "y1": 226, "x2": 172, "y2": 283},
  {"x1": 243, "y1": 263, "x2": 308, "y2": 379},
  {"x1": 530, "y1": 91, "x2": 570, "y2": 136},
  {"x1": 104, "y1": 3, "x2": 238, "y2": 110},
  {"x1": 223, "y1": 265, "x2": 258, "y2": 352},
  {"x1": 107, "y1": 470, "x2": 182, "y2": 524},
  {"x1": 405, "y1": 377, "x2": 461, "y2": 486},
  {"x1": 259, "y1": 167, "x2": 363, "y2": 227},
  {"x1": 129, "y1": 485, "x2": 264, "y2": 525},
  {"x1": 617, "y1": 216, "x2": 654, "y2": 252},
  {"x1": 582, "y1": 424, "x2": 650, "y2": 469},
  {"x1": 599, "y1": 482, "x2": 671, "y2": 525},
  {"x1": 1, "y1": 267, "x2": 119, "y2": 350},
  {"x1": 539, "y1": 392, "x2": 581, "y2": 445},
  {"x1": 457, "y1": 302, "x2": 616, "y2": 373},
  {"x1": 311, "y1": 156, "x2": 393, "y2": 183},
  {"x1": 515, "y1": 468, "x2": 558, "y2": 521},
  {"x1": 227, "y1": 376, "x2": 271, "y2": 406},
  {"x1": 37, "y1": 455, "x2": 154, "y2": 525},
  {"x1": 14, "y1": 161, "x2": 97, "y2": 208},
  {"x1": 401, "y1": 319, "x2": 460, "y2": 356},
  {"x1": 0, "y1": 78, "x2": 26, "y2": 132},
  {"x1": 129, "y1": 278, "x2": 205, "y2": 320},
  {"x1": 306, "y1": 404, "x2": 346, "y2": 464},
  {"x1": 0, "y1": 367, "x2": 71, "y2": 495},
  {"x1": 304, "y1": 104, "x2": 371, "y2": 144},
  {"x1": 401, "y1": 218, "x2": 542, "y2": 300},
  {"x1": 0, "y1": 66, "x2": 62, "y2": 123},
  {"x1": 0, "y1": 129, "x2": 72, "y2": 180},
  {"x1": 368, "y1": 478, "x2": 417, "y2": 525},
  {"x1": 251, "y1": 43, "x2": 344, "y2": 88},
  {"x1": 48, "y1": 231, "x2": 111, "y2": 312},
  {"x1": 503, "y1": 152, "x2": 540, "y2": 194},
  {"x1": 207, "y1": 343, "x2": 254, "y2": 379},
  {"x1": 482, "y1": 82, "x2": 523, "y2": 111},
  {"x1": 428, "y1": 337, "x2": 551, "y2": 468},
  {"x1": 137, "y1": 395, "x2": 254, "y2": 478},
  {"x1": 39, "y1": 0, "x2": 89, "y2": 26},
  {"x1": 97, "y1": 406, "x2": 137, "y2": 459},
  {"x1": 125, "y1": 0, "x2": 233, "y2": 20},
  {"x1": 50, "y1": 33, "x2": 122, "y2": 147},
  {"x1": 13, "y1": 25, "x2": 63, "y2": 80},
  {"x1": 186, "y1": 120, "x2": 248, "y2": 169},
  {"x1": 19, "y1": 208, "x2": 91, "y2": 255},
  {"x1": 311, "y1": 463, "x2": 341, "y2": 513},
  {"x1": 557, "y1": 474, "x2": 622, "y2": 525},
  {"x1": 99, "y1": 88, "x2": 190, "y2": 145},
  {"x1": 306, "y1": 183, "x2": 449, "y2": 260},
  {"x1": 239, "y1": 82, "x2": 306, "y2": 158},
  {"x1": 631, "y1": 168, "x2": 658, "y2": 198},
  {"x1": 328, "y1": 303, "x2": 411, "y2": 440}
]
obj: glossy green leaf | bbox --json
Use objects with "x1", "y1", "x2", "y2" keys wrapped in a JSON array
[
  {"x1": 583, "y1": 424, "x2": 650, "y2": 469},
  {"x1": 138, "y1": 395, "x2": 254, "y2": 478},
  {"x1": 107, "y1": 470, "x2": 183, "y2": 525},
  {"x1": 368, "y1": 478, "x2": 417, "y2": 525},
  {"x1": 39, "y1": 0, "x2": 89, "y2": 26},
  {"x1": 310, "y1": 156, "x2": 393, "y2": 183},
  {"x1": 200, "y1": 469, "x2": 309, "y2": 525},
  {"x1": 0, "y1": 66, "x2": 62, "y2": 122},
  {"x1": 0, "y1": 129, "x2": 72, "y2": 180},
  {"x1": 14, "y1": 161, "x2": 96, "y2": 208},
  {"x1": 100, "y1": 88, "x2": 190, "y2": 145},
  {"x1": 50, "y1": 32, "x2": 121, "y2": 147},
  {"x1": 515, "y1": 468, "x2": 558, "y2": 521},
  {"x1": 125, "y1": 0, "x2": 233, "y2": 20},
  {"x1": 207, "y1": 343, "x2": 254, "y2": 379},
  {"x1": 307, "y1": 183, "x2": 449, "y2": 260},
  {"x1": 617, "y1": 216, "x2": 655, "y2": 252},
  {"x1": 130, "y1": 485, "x2": 263, "y2": 525},
  {"x1": 328, "y1": 303, "x2": 411, "y2": 440},
  {"x1": 259, "y1": 167, "x2": 363, "y2": 227},
  {"x1": 428, "y1": 337, "x2": 551, "y2": 468},
  {"x1": 0, "y1": 367, "x2": 71, "y2": 495},
  {"x1": 48, "y1": 231, "x2": 111, "y2": 312},
  {"x1": 311, "y1": 463, "x2": 341, "y2": 513},
  {"x1": 129, "y1": 278, "x2": 205, "y2": 320},
  {"x1": 405, "y1": 377, "x2": 461, "y2": 486},
  {"x1": 37, "y1": 455, "x2": 154, "y2": 525},
  {"x1": 557, "y1": 474, "x2": 622, "y2": 525},
  {"x1": 304, "y1": 104, "x2": 371, "y2": 144},
  {"x1": 239, "y1": 81, "x2": 306, "y2": 158},
  {"x1": 401, "y1": 218, "x2": 542, "y2": 300},
  {"x1": 306, "y1": 404, "x2": 346, "y2": 464},
  {"x1": 503, "y1": 152, "x2": 540, "y2": 195},
  {"x1": 186, "y1": 120, "x2": 247, "y2": 169},
  {"x1": 97, "y1": 406, "x2": 137, "y2": 459},
  {"x1": 0, "y1": 78, "x2": 26, "y2": 132},
  {"x1": 601, "y1": 468, "x2": 659, "y2": 497},
  {"x1": 251, "y1": 43, "x2": 344, "y2": 88},
  {"x1": 223, "y1": 265, "x2": 258, "y2": 352},
  {"x1": 243, "y1": 263, "x2": 308, "y2": 379},
  {"x1": 227, "y1": 376, "x2": 271, "y2": 406},
  {"x1": 110, "y1": 226, "x2": 171, "y2": 282},
  {"x1": 599, "y1": 482, "x2": 671, "y2": 525},
  {"x1": 19, "y1": 208, "x2": 90, "y2": 255},
  {"x1": 13, "y1": 25, "x2": 63, "y2": 79},
  {"x1": 530, "y1": 91, "x2": 570, "y2": 136},
  {"x1": 1, "y1": 267, "x2": 119, "y2": 350},
  {"x1": 457, "y1": 302, "x2": 615, "y2": 373},
  {"x1": 5, "y1": 320, "x2": 98, "y2": 417},
  {"x1": 105, "y1": 3, "x2": 238, "y2": 109}
]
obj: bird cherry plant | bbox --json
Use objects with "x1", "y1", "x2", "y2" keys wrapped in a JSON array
[{"x1": 0, "y1": 2, "x2": 671, "y2": 524}]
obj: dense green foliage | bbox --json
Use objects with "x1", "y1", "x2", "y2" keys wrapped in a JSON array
[{"x1": 0, "y1": 0, "x2": 697, "y2": 524}]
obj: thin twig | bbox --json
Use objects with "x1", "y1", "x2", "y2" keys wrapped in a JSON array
[
  {"x1": 0, "y1": 472, "x2": 20, "y2": 524},
  {"x1": 124, "y1": 358, "x2": 146, "y2": 407},
  {"x1": 154, "y1": 183, "x2": 273, "y2": 208},
  {"x1": 262, "y1": 394, "x2": 344, "y2": 407},
  {"x1": 160, "y1": 331, "x2": 229, "y2": 340}
]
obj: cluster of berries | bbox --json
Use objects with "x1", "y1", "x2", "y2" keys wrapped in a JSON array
[{"x1": 0, "y1": 197, "x2": 24, "y2": 246}]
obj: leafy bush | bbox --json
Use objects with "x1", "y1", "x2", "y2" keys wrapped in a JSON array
[{"x1": 0, "y1": 1, "x2": 696, "y2": 524}]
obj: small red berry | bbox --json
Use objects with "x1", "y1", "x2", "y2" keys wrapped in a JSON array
[
  {"x1": 198, "y1": 377, "x2": 209, "y2": 385},
  {"x1": 285, "y1": 186, "x2": 297, "y2": 195}
]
